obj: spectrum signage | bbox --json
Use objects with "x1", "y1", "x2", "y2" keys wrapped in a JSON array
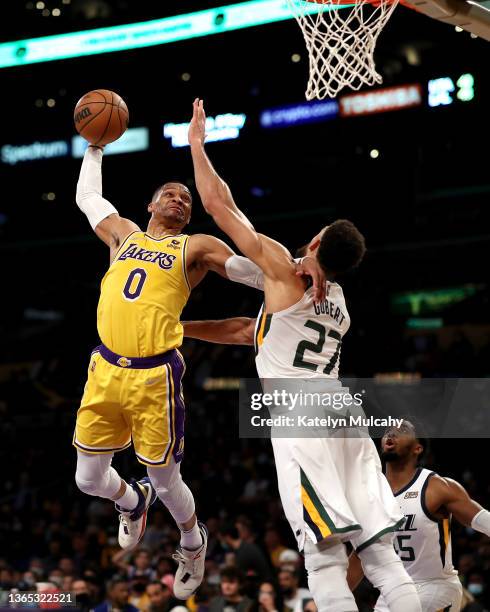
[
  {"x1": 260, "y1": 100, "x2": 339, "y2": 128},
  {"x1": 1, "y1": 140, "x2": 69, "y2": 165},
  {"x1": 164, "y1": 113, "x2": 246, "y2": 148},
  {"x1": 339, "y1": 84, "x2": 422, "y2": 117},
  {"x1": 1, "y1": 128, "x2": 149, "y2": 165}
]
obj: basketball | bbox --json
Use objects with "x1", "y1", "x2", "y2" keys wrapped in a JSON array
[{"x1": 73, "y1": 89, "x2": 129, "y2": 146}]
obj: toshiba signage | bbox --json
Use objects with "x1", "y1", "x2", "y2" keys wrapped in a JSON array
[{"x1": 340, "y1": 84, "x2": 422, "y2": 117}]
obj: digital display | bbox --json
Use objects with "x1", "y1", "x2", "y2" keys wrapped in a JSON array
[
  {"x1": 260, "y1": 100, "x2": 339, "y2": 128},
  {"x1": 0, "y1": 0, "x2": 331, "y2": 69},
  {"x1": 392, "y1": 285, "x2": 483, "y2": 316},
  {"x1": 428, "y1": 73, "x2": 475, "y2": 107},
  {"x1": 71, "y1": 127, "x2": 149, "y2": 158},
  {"x1": 164, "y1": 114, "x2": 246, "y2": 148}
]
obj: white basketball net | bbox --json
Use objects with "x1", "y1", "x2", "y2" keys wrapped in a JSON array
[{"x1": 287, "y1": 0, "x2": 400, "y2": 100}]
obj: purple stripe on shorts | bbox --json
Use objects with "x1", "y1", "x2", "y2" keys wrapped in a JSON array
[
  {"x1": 96, "y1": 343, "x2": 176, "y2": 369},
  {"x1": 170, "y1": 352, "x2": 186, "y2": 463}
]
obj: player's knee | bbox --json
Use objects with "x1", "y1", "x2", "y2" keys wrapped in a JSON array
[
  {"x1": 147, "y1": 470, "x2": 176, "y2": 501},
  {"x1": 75, "y1": 470, "x2": 100, "y2": 496},
  {"x1": 75, "y1": 452, "x2": 119, "y2": 498},
  {"x1": 147, "y1": 467, "x2": 195, "y2": 523},
  {"x1": 304, "y1": 536, "x2": 348, "y2": 573},
  {"x1": 358, "y1": 535, "x2": 416, "y2": 596},
  {"x1": 304, "y1": 537, "x2": 356, "y2": 612}
]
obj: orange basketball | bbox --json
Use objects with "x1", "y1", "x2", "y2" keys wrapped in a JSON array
[{"x1": 74, "y1": 89, "x2": 129, "y2": 146}]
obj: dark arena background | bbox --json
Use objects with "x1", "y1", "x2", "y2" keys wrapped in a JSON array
[{"x1": 1, "y1": 1, "x2": 489, "y2": 611}]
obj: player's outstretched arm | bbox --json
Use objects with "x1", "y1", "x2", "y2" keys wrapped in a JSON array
[
  {"x1": 76, "y1": 145, "x2": 139, "y2": 250},
  {"x1": 434, "y1": 477, "x2": 490, "y2": 535},
  {"x1": 188, "y1": 99, "x2": 285, "y2": 274},
  {"x1": 183, "y1": 318, "x2": 256, "y2": 345}
]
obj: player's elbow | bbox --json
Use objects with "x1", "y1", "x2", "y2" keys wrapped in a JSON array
[
  {"x1": 201, "y1": 181, "x2": 233, "y2": 215},
  {"x1": 240, "y1": 319, "x2": 256, "y2": 346},
  {"x1": 76, "y1": 183, "x2": 97, "y2": 206}
]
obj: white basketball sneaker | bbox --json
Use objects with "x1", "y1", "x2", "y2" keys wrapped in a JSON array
[
  {"x1": 116, "y1": 477, "x2": 157, "y2": 550},
  {"x1": 172, "y1": 522, "x2": 208, "y2": 600}
]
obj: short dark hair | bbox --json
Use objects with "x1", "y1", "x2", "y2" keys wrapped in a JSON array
[
  {"x1": 108, "y1": 578, "x2": 128, "y2": 591},
  {"x1": 220, "y1": 566, "x2": 244, "y2": 584},
  {"x1": 317, "y1": 219, "x2": 366, "y2": 276},
  {"x1": 152, "y1": 182, "x2": 192, "y2": 203},
  {"x1": 416, "y1": 437, "x2": 430, "y2": 463}
]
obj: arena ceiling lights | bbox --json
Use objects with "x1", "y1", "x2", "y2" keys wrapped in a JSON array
[{"x1": 0, "y1": 0, "x2": 333, "y2": 69}]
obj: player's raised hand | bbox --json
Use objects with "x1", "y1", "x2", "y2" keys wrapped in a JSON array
[
  {"x1": 188, "y1": 98, "x2": 207, "y2": 146},
  {"x1": 295, "y1": 255, "x2": 326, "y2": 303}
]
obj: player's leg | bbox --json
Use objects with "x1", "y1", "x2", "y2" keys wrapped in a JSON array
[
  {"x1": 74, "y1": 350, "x2": 156, "y2": 549},
  {"x1": 304, "y1": 535, "x2": 358, "y2": 612},
  {"x1": 147, "y1": 459, "x2": 207, "y2": 600},
  {"x1": 270, "y1": 435, "x2": 362, "y2": 611},
  {"x1": 372, "y1": 594, "x2": 391, "y2": 612},
  {"x1": 129, "y1": 351, "x2": 207, "y2": 599},
  {"x1": 357, "y1": 534, "x2": 421, "y2": 612},
  {"x1": 74, "y1": 449, "x2": 147, "y2": 508},
  {"x1": 343, "y1": 437, "x2": 421, "y2": 611},
  {"x1": 415, "y1": 577, "x2": 463, "y2": 612}
]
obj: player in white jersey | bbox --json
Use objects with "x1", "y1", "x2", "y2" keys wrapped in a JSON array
[
  {"x1": 347, "y1": 420, "x2": 490, "y2": 611},
  {"x1": 186, "y1": 98, "x2": 422, "y2": 612}
]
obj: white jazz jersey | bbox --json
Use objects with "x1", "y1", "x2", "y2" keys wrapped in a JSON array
[
  {"x1": 394, "y1": 468, "x2": 457, "y2": 582},
  {"x1": 254, "y1": 282, "x2": 350, "y2": 379}
]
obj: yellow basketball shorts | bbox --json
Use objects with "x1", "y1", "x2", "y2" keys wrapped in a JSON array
[{"x1": 73, "y1": 344, "x2": 186, "y2": 467}]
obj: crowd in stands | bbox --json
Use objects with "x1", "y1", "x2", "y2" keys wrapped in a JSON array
[
  {"x1": 1, "y1": 340, "x2": 490, "y2": 611},
  {"x1": 1, "y1": 269, "x2": 489, "y2": 611}
]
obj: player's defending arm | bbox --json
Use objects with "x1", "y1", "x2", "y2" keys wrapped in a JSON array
[
  {"x1": 76, "y1": 145, "x2": 138, "y2": 250},
  {"x1": 430, "y1": 476, "x2": 490, "y2": 536},
  {"x1": 188, "y1": 99, "x2": 289, "y2": 277},
  {"x1": 183, "y1": 318, "x2": 256, "y2": 345}
]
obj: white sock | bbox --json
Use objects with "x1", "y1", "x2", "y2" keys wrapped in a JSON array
[
  {"x1": 181, "y1": 521, "x2": 202, "y2": 550},
  {"x1": 117, "y1": 482, "x2": 139, "y2": 511}
]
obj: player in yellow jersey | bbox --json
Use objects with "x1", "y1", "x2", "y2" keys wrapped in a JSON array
[{"x1": 72, "y1": 113, "x2": 270, "y2": 598}]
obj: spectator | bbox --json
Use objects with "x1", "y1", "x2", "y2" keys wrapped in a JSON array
[
  {"x1": 113, "y1": 549, "x2": 157, "y2": 582},
  {"x1": 466, "y1": 572, "x2": 486, "y2": 603},
  {"x1": 209, "y1": 567, "x2": 252, "y2": 612},
  {"x1": 144, "y1": 511, "x2": 170, "y2": 553},
  {"x1": 461, "y1": 587, "x2": 487, "y2": 612},
  {"x1": 277, "y1": 551, "x2": 301, "y2": 574},
  {"x1": 58, "y1": 557, "x2": 76, "y2": 577},
  {"x1": 249, "y1": 581, "x2": 290, "y2": 612},
  {"x1": 220, "y1": 525, "x2": 272, "y2": 582},
  {"x1": 130, "y1": 576, "x2": 151, "y2": 612},
  {"x1": 146, "y1": 581, "x2": 178, "y2": 612},
  {"x1": 94, "y1": 579, "x2": 139, "y2": 612},
  {"x1": 128, "y1": 550, "x2": 156, "y2": 581},
  {"x1": 263, "y1": 529, "x2": 287, "y2": 569},
  {"x1": 72, "y1": 579, "x2": 92, "y2": 612},
  {"x1": 277, "y1": 571, "x2": 311, "y2": 612},
  {"x1": 236, "y1": 518, "x2": 256, "y2": 545}
]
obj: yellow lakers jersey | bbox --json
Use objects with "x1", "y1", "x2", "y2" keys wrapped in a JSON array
[{"x1": 97, "y1": 231, "x2": 190, "y2": 357}]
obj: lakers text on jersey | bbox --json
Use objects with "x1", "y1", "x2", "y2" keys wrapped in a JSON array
[{"x1": 98, "y1": 231, "x2": 190, "y2": 357}]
